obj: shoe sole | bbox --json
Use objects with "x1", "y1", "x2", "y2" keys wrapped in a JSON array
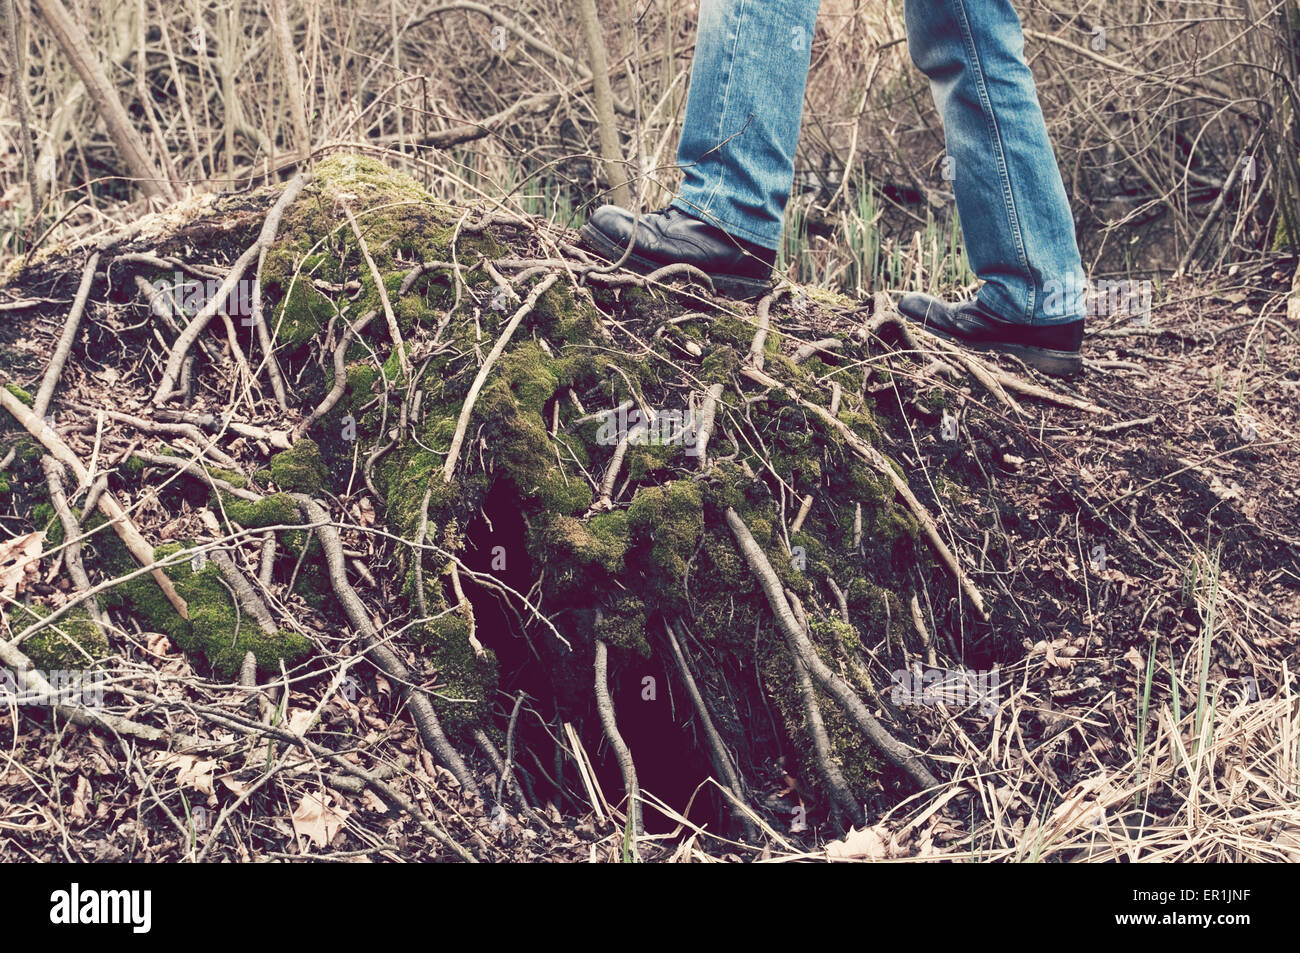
[
  {"x1": 906, "y1": 317, "x2": 1083, "y2": 378},
  {"x1": 577, "y1": 223, "x2": 772, "y2": 301}
]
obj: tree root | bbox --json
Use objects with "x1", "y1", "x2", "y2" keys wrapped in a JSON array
[
  {"x1": 443, "y1": 272, "x2": 559, "y2": 483},
  {"x1": 152, "y1": 172, "x2": 309, "y2": 404},
  {"x1": 210, "y1": 549, "x2": 279, "y2": 636},
  {"x1": 290, "y1": 493, "x2": 483, "y2": 800},
  {"x1": 741, "y1": 365, "x2": 988, "y2": 620},
  {"x1": 593, "y1": 638, "x2": 644, "y2": 845},
  {"x1": 664, "y1": 619, "x2": 756, "y2": 840},
  {"x1": 40, "y1": 456, "x2": 111, "y2": 646},
  {"x1": 1, "y1": 386, "x2": 190, "y2": 619},
  {"x1": 792, "y1": 650, "x2": 863, "y2": 829},
  {"x1": 33, "y1": 251, "x2": 98, "y2": 417},
  {"x1": 724, "y1": 507, "x2": 941, "y2": 793}
]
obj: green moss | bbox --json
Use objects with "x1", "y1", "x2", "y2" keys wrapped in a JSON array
[
  {"x1": 408, "y1": 613, "x2": 498, "y2": 736},
  {"x1": 700, "y1": 347, "x2": 740, "y2": 384},
  {"x1": 626, "y1": 481, "x2": 703, "y2": 594},
  {"x1": 269, "y1": 439, "x2": 327, "y2": 494},
  {"x1": 16, "y1": 605, "x2": 110, "y2": 670},
  {"x1": 346, "y1": 361, "x2": 380, "y2": 405},
  {"x1": 31, "y1": 502, "x2": 58, "y2": 542},
  {"x1": 498, "y1": 343, "x2": 561, "y2": 409},
  {"x1": 4, "y1": 383, "x2": 33, "y2": 407},
  {"x1": 594, "y1": 600, "x2": 650, "y2": 657},
  {"x1": 100, "y1": 540, "x2": 311, "y2": 678},
  {"x1": 220, "y1": 491, "x2": 299, "y2": 528},
  {"x1": 206, "y1": 467, "x2": 248, "y2": 489},
  {"x1": 534, "y1": 513, "x2": 627, "y2": 596},
  {"x1": 531, "y1": 282, "x2": 598, "y2": 344},
  {"x1": 269, "y1": 277, "x2": 333, "y2": 346}
]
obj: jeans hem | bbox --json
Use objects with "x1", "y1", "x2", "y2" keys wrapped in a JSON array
[
  {"x1": 670, "y1": 196, "x2": 783, "y2": 251},
  {"x1": 978, "y1": 287, "x2": 1084, "y2": 326}
]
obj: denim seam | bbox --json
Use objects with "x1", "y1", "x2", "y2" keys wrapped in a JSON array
[
  {"x1": 696, "y1": 0, "x2": 748, "y2": 217},
  {"x1": 951, "y1": 0, "x2": 1035, "y2": 323}
]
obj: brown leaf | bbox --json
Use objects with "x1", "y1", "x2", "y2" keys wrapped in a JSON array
[
  {"x1": 291, "y1": 791, "x2": 350, "y2": 848},
  {"x1": 0, "y1": 531, "x2": 44, "y2": 603},
  {"x1": 287, "y1": 708, "x2": 316, "y2": 738},
  {"x1": 69, "y1": 775, "x2": 92, "y2": 823},
  {"x1": 156, "y1": 753, "x2": 218, "y2": 796}
]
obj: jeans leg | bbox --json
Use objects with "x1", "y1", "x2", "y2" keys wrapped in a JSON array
[
  {"x1": 903, "y1": 0, "x2": 1086, "y2": 324},
  {"x1": 671, "y1": 0, "x2": 822, "y2": 251}
]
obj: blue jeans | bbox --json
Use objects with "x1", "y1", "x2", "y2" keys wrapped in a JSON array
[{"x1": 669, "y1": 0, "x2": 1087, "y2": 325}]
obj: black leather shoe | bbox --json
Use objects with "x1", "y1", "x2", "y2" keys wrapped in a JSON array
[
  {"x1": 578, "y1": 205, "x2": 775, "y2": 300},
  {"x1": 898, "y1": 293, "x2": 1083, "y2": 377}
]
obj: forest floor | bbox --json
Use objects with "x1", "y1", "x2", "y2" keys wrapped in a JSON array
[{"x1": 0, "y1": 177, "x2": 1296, "y2": 863}]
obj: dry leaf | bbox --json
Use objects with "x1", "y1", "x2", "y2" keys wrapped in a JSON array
[
  {"x1": 157, "y1": 753, "x2": 217, "y2": 796},
  {"x1": 287, "y1": 708, "x2": 316, "y2": 738},
  {"x1": 291, "y1": 791, "x2": 350, "y2": 848},
  {"x1": 69, "y1": 775, "x2": 92, "y2": 823},
  {"x1": 0, "y1": 531, "x2": 44, "y2": 603},
  {"x1": 220, "y1": 776, "x2": 257, "y2": 798},
  {"x1": 352, "y1": 497, "x2": 376, "y2": 527},
  {"x1": 826, "y1": 824, "x2": 888, "y2": 860}
]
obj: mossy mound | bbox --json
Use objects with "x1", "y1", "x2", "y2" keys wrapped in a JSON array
[
  {"x1": 2, "y1": 154, "x2": 966, "y2": 831},
  {"x1": 250, "y1": 156, "x2": 944, "y2": 810}
]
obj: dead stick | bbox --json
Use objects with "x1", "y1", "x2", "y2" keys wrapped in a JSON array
[
  {"x1": 41, "y1": 456, "x2": 110, "y2": 644},
  {"x1": 33, "y1": 251, "x2": 99, "y2": 417},
  {"x1": 443, "y1": 272, "x2": 559, "y2": 482}
]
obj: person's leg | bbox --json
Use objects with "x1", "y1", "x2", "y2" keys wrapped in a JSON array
[
  {"x1": 902, "y1": 0, "x2": 1086, "y2": 325},
  {"x1": 670, "y1": 0, "x2": 823, "y2": 251}
]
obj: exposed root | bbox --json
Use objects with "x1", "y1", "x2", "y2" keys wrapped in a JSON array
[
  {"x1": 346, "y1": 203, "x2": 410, "y2": 381},
  {"x1": 209, "y1": 549, "x2": 279, "y2": 636},
  {"x1": 152, "y1": 171, "x2": 309, "y2": 404},
  {"x1": 40, "y1": 456, "x2": 110, "y2": 644},
  {"x1": 664, "y1": 619, "x2": 756, "y2": 840},
  {"x1": 1, "y1": 385, "x2": 190, "y2": 618},
  {"x1": 594, "y1": 638, "x2": 644, "y2": 845},
  {"x1": 32, "y1": 251, "x2": 98, "y2": 417},
  {"x1": 725, "y1": 507, "x2": 941, "y2": 793},
  {"x1": 291, "y1": 493, "x2": 483, "y2": 800},
  {"x1": 442, "y1": 271, "x2": 559, "y2": 483}
]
